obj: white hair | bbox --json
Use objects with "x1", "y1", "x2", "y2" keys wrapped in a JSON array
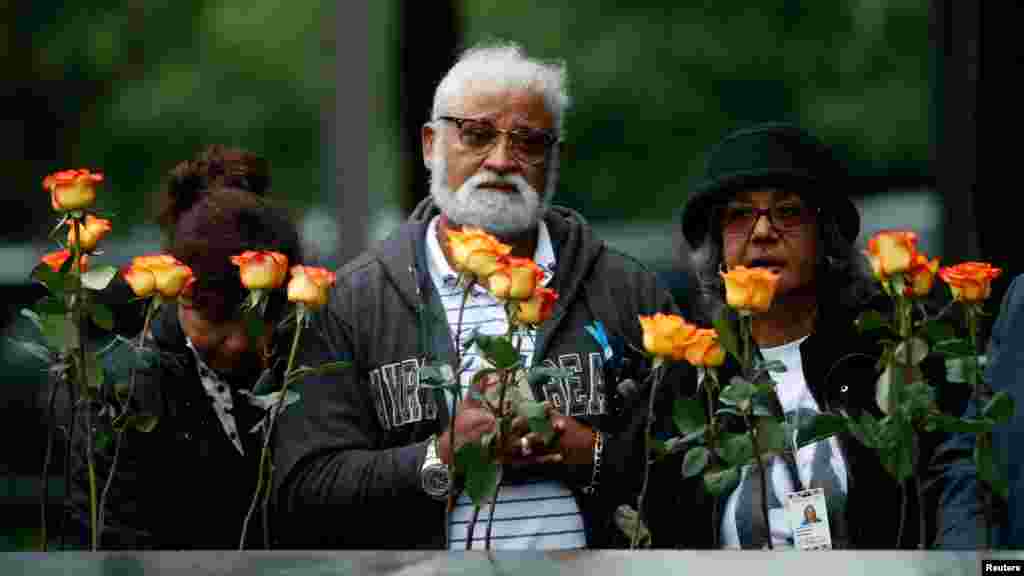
[{"x1": 430, "y1": 40, "x2": 570, "y2": 138}]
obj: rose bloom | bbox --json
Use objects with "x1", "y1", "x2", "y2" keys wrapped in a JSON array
[
  {"x1": 43, "y1": 169, "x2": 103, "y2": 212},
  {"x1": 287, "y1": 265, "x2": 337, "y2": 310},
  {"x1": 904, "y1": 253, "x2": 940, "y2": 298},
  {"x1": 124, "y1": 254, "x2": 193, "y2": 298},
  {"x1": 639, "y1": 313, "x2": 698, "y2": 361},
  {"x1": 938, "y1": 262, "x2": 1003, "y2": 303},
  {"x1": 41, "y1": 249, "x2": 89, "y2": 273},
  {"x1": 230, "y1": 250, "x2": 289, "y2": 290},
  {"x1": 515, "y1": 286, "x2": 558, "y2": 325},
  {"x1": 66, "y1": 214, "x2": 112, "y2": 252},
  {"x1": 679, "y1": 328, "x2": 726, "y2": 367},
  {"x1": 488, "y1": 256, "x2": 545, "y2": 300},
  {"x1": 446, "y1": 227, "x2": 513, "y2": 279},
  {"x1": 866, "y1": 230, "x2": 918, "y2": 279},
  {"x1": 720, "y1": 266, "x2": 780, "y2": 313}
]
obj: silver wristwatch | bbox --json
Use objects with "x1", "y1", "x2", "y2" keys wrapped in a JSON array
[{"x1": 420, "y1": 434, "x2": 450, "y2": 500}]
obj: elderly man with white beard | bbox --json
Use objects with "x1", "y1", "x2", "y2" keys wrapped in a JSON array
[{"x1": 269, "y1": 40, "x2": 701, "y2": 550}]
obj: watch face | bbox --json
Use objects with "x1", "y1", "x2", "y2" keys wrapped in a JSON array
[{"x1": 424, "y1": 466, "x2": 450, "y2": 497}]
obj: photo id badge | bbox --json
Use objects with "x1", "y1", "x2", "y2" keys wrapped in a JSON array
[{"x1": 785, "y1": 488, "x2": 832, "y2": 550}]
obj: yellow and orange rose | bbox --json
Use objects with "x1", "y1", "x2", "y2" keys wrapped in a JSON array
[
  {"x1": 123, "y1": 254, "x2": 194, "y2": 299},
  {"x1": 514, "y1": 286, "x2": 558, "y2": 325},
  {"x1": 720, "y1": 266, "x2": 779, "y2": 313},
  {"x1": 488, "y1": 256, "x2": 545, "y2": 300},
  {"x1": 231, "y1": 251, "x2": 289, "y2": 290},
  {"x1": 904, "y1": 252, "x2": 940, "y2": 298},
  {"x1": 938, "y1": 262, "x2": 1002, "y2": 303},
  {"x1": 446, "y1": 227, "x2": 513, "y2": 279},
  {"x1": 287, "y1": 265, "x2": 337, "y2": 310},
  {"x1": 682, "y1": 328, "x2": 726, "y2": 368},
  {"x1": 866, "y1": 230, "x2": 918, "y2": 280},
  {"x1": 43, "y1": 169, "x2": 103, "y2": 212},
  {"x1": 66, "y1": 214, "x2": 112, "y2": 252},
  {"x1": 639, "y1": 313, "x2": 696, "y2": 360},
  {"x1": 41, "y1": 249, "x2": 89, "y2": 273}
]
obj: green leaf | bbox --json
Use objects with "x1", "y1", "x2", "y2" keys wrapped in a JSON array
[
  {"x1": 796, "y1": 413, "x2": 848, "y2": 448},
  {"x1": 419, "y1": 363, "x2": 453, "y2": 387},
  {"x1": 81, "y1": 265, "x2": 119, "y2": 292},
  {"x1": 703, "y1": 466, "x2": 741, "y2": 497},
  {"x1": 31, "y1": 264, "x2": 66, "y2": 296},
  {"x1": 20, "y1": 308, "x2": 45, "y2": 333},
  {"x1": 877, "y1": 419, "x2": 915, "y2": 483},
  {"x1": 471, "y1": 333, "x2": 519, "y2": 370},
  {"x1": 919, "y1": 319, "x2": 956, "y2": 344},
  {"x1": 758, "y1": 359, "x2": 787, "y2": 374},
  {"x1": 712, "y1": 308, "x2": 741, "y2": 364},
  {"x1": 35, "y1": 297, "x2": 67, "y2": 316},
  {"x1": 847, "y1": 412, "x2": 880, "y2": 449},
  {"x1": 129, "y1": 413, "x2": 160, "y2": 433},
  {"x1": 518, "y1": 401, "x2": 556, "y2": 445},
  {"x1": 682, "y1": 446, "x2": 710, "y2": 479},
  {"x1": 672, "y1": 397, "x2": 706, "y2": 436},
  {"x1": 245, "y1": 311, "x2": 266, "y2": 341},
  {"x1": 756, "y1": 417, "x2": 787, "y2": 454},
  {"x1": 455, "y1": 441, "x2": 500, "y2": 507},
  {"x1": 855, "y1": 309, "x2": 890, "y2": 334},
  {"x1": 927, "y1": 414, "x2": 994, "y2": 434},
  {"x1": 719, "y1": 377, "x2": 756, "y2": 407},
  {"x1": 716, "y1": 406, "x2": 743, "y2": 418},
  {"x1": 526, "y1": 366, "x2": 572, "y2": 389},
  {"x1": 933, "y1": 339, "x2": 974, "y2": 357},
  {"x1": 613, "y1": 504, "x2": 652, "y2": 548},
  {"x1": 94, "y1": 431, "x2": 111, "y2": 453},
  {"x1": 40, "y1": 313, "x2": 72, "y2": 351},
  {"x1": 8, "y1": 339, "x2": 54, "y2": 363},
  {"x1": 89, "y1": 302, "x2": 114, "y2": 331},
  {"x1": 982, "y1": 391, "x2": 1015, "y2": 424},
  {"x1": 974, "y1": 440, "x2": 1006, "y2": 500},
  {"x1": 716, "y1": 433, "x2": 753, "y2": 467}
]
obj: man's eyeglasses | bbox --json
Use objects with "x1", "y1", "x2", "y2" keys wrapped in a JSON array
[
  {"x1": 437, "y1": 116, "x2": 557, "y2": 166},
  {"x1": 717, "y1": 202, "x2": 819, "y2": 238}
]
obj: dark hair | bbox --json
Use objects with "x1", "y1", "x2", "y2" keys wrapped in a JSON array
[
  {"x1": 158, "y1": 146, "x2": 300, "y2": 323},
  {"x1": 158, "y1": 144, "x2": 271, "y2": 235},
  {"x1": 688, "y1": 191, "x2": 878, "y2": 327}
]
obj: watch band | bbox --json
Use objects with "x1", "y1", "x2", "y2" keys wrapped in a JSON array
[{"x1": 421, "y1": 434, "x2": 450, "y2": 500}]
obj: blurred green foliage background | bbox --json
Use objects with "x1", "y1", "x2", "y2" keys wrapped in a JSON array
[{"x1": 4, "y1": 0, "x2": 944, "y2": 551}]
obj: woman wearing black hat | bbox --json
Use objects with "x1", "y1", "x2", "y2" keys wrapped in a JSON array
[{"x1": 678, "y1": 122, "x2": 981, "y2": 549}]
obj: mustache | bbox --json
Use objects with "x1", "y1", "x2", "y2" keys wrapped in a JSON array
[{"x1": 462, "y1": 170, "x2": 530, "y2": 195}]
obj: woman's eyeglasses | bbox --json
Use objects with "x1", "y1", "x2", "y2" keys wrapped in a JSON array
[{"x1": 718, "y1": 202, "x2": 819, "y2": 238}]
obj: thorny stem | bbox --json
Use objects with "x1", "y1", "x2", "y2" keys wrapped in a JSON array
[
  {"x1": 703, "y1": 369, "x2": 719, "y2": 549},
  {"x1": 447, "y1": 281, "x2": 475, "y2": 540},
  {"x1": 39, "y1": 364, "x2": 62, "y2": 550},
  {"x1": 967, "y1": 305, "x2": 993, "y2": 549},
  {"x1": 97, "y1": 298, "x2": 158, "y2": 542},
  {"x1": 633, "y1": 363, "x2": 663, "y2": 549},
  {"x1": 72, "y1": 218, "x2": 99, "y2": 551},
  {"x1": 240, "y1": 306, "x2": 306, "y2": 549},
  {"x1": 740, "y1": 313, "x2": 771, "y2": 550},
  {"x1": 484, "y1": 330, "x2": 521, "y2": 550}
]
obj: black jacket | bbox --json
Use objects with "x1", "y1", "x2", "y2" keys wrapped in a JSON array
[
  {"x1": 270, "y1": 198, "x2": 699, "y2": 549},
  {"x1": 688, "y1": 294, "x2": 981, "y2": 549},
  {"x1": 62, "y1": 303, "x2": 277, "y2": 549}
]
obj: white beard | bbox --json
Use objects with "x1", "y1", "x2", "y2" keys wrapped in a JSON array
[{"x1": 428, "y1": 144, "x2": 557, "y2": 238}]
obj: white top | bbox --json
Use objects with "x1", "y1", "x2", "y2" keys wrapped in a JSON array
[
  {"x1": 424, "y1": 216, "x2": 586, "y2": 550},
  {"x1": 720, "y1": 336, "x2": 850, "y2": 549}
]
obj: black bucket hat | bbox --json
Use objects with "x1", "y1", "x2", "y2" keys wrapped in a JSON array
[{"x1": 680, "y1": 122, "x2": 860, "y2": 248}]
